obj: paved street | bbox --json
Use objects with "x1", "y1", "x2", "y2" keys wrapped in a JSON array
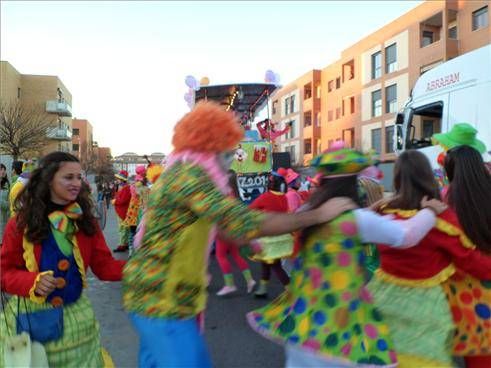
[{"x1": 87, "y1": 206, "x2": 285, "y2": 367}]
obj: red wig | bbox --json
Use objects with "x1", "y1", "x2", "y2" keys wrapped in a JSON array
[{"x1": 172, "y1": 101, "x2": 244, "y2": 153}]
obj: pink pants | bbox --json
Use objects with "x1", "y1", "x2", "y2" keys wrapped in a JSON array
[{"x1": 215, "y1": 238, "x2": 249, "y2": 274}]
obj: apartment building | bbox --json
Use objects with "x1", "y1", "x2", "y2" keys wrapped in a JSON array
[
  {"x1": 273, "y1": 0, "x2": 490, "y2": 164},
  {"x1": 0, "y1": 61, "x2": 73, "y2": 155},
  {"x1": 271, "y1": 70, "x2": 322, "y2": 166},
  {"x1": 72, "y1": 118, "x2": 94, "y2": 164}
]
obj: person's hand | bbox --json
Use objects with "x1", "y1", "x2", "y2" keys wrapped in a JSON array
[
  {"x1": 315, "y1": 197, "x2": 357, "y2": 223},
  {"x1": 34, "y1": 272, "x2": 57, "y2": 297},
  {"x1": 421, "y1": 196, "x2": 447, "y2": 215},
  {"x1": 369, "y1": 196, "x2": 394, "y2": 211}
]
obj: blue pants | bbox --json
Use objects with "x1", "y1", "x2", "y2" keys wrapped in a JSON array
[{"x1": 129, "y1": 313, "x2": 212, "y2": 368}]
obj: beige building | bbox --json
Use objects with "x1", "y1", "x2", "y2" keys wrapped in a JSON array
[
  {"x1": 273, "y1": 0, "x2": 490, "y2": 164},
  {"x1": 0, "y1": 61, "x2": 73, "y2": 156},
  {"x1": 71, "y1": 118, "x2": 94, "y2": 165},
  {"x1": 271, "y1": 70, "x2": 322, "y2": 166}
]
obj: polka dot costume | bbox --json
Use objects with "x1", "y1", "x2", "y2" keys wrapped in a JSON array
[
  {"x1": 247, "y1": 212, "x2": 397, "y2": 366},
  {"x1": 442, "y1": 270, "x2": 491, "y2": 356}
]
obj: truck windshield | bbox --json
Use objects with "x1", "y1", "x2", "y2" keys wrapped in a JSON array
[{"x1": 404, "y1": 102, "x2": 443, "y2": 149}]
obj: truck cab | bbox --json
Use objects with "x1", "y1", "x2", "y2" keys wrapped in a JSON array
[{"x1": 394, "y1": 45, "x2": 491, "y2": 169}]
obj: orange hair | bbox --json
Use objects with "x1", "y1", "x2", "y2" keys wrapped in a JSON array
[{"x1": 172, "y1": 101, "x2": 244, "y2": 153}]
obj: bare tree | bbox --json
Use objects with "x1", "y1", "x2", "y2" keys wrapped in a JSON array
[{"x1": 0, "y1": 101, "x2": 53, "y2": 160}]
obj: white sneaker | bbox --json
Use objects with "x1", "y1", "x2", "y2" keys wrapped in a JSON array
[
  {"x1": 216, "y1": 285, "x2": 237, "y2": 296},
  {"x1": 247, "y1": 280, "x2": 256, "y2": 293}
]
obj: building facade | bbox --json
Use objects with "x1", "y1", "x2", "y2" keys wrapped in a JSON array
[
  {"x1": 271, "y1": 70, "x2": 322, "y2": 166},
  {"x1": 0, "y1": 61, "x2": 73, "y2": 156},
  {"x1": 272, "y1": 0, "x2": 490, "y2": 164},
  {"x1": 112, "y1": 152, "x2": 166, "y2": 176},
  {"x1": 71, "y1": 118, "x2": 94, "y2": 165}
]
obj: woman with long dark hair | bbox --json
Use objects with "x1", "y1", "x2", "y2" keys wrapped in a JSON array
[
  {"x1": 441, "y1": 145, "x2": 491, "y2": 368},
  {"x1": 0, "y1": 163, "x2": 10, "y2": 246},
  {"x1": 0, "y1": 151, "x2": 125, "y2": 367},
  {"x1": 367, "y1": 150, "x2": 491, "y2": 367},
  {"x1": 215, "y1": 170, "x2": 256, "y2": 296},
  {"x1": 248, "y1": 147, "x2": 445, "y2": 367}
]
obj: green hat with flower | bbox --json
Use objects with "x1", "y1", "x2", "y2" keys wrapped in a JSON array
[
  {"x1": 432, "y1": 123, "x2": 486, "y2": 154},
  {"x1": 311, "y1": 146, "x2": 373, "y2": 177}
]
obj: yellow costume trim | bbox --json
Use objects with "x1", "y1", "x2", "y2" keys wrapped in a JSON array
[
  {"x1": 270, "y1": 191, "x2": 285, "y2": 196},
  {"x1": 28, "y1": 271, "x2": 53, "y2": 304},
  {"x1": 72, "y1": 236, "x2": 88, "y2": 288},
  {"x1": 374, "y1": 264, "x2": 455, "y2": 288},
  {"x1": 397, "y1": 353, "x2": 452, "y2": 368},
  {"x1": 101, "y1": 348, "x2": 115, "y2": 368},
  {"x1": 435, "y1": 218, "x2": 475, "y2": 249},
  {"x1": 22, "y1": 236, "x2": 39, "y2": 273},
  {"x1": 382, "y1": 208, "x2": 476, "y2": 249}
]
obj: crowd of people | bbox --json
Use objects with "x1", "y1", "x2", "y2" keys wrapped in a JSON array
[{"x1": 0, "y1": 101, "x2": 490, "y2": 368}]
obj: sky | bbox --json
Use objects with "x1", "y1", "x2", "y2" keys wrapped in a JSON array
[{"x1": 1, "y1": 0, "x2": 423, "y2": 156}]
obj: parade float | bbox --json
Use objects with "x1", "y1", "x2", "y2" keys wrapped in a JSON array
[{"x1": 183, "y1": 72, "x2": 287, "y2": 204}]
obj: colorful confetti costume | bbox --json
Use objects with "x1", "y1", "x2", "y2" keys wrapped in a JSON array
[
  {"x1": 367, "y1": 208, "x2": 491, "y2": 367},
  {"x1": 0, "y1": 203, "x2": 125, "y2": 367},
  {"x1": 248, "y1": 208, "x2": 437, "y2": 367},
  {"x1": 123, "y1": 153, "x2": 265, "y2": 367}
]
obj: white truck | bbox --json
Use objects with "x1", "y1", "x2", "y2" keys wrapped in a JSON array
[{"x1": 394, "y1": 44, "x2": 491, "y2": 170}]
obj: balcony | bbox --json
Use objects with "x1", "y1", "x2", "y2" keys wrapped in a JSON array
[
  {"x1": 47, "y1": 127, "x2": 72, "y2": 141},
  {"x1": 46, "y1": 100, "x2": 72, "y2": 117}
]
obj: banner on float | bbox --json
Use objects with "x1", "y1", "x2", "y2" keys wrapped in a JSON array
[
  {"x1": 235, "y1": 172, "x2": 269, "y2": 205},
  {"x1": 230, "y1": 141, "x2": 272, "y2": 174}
]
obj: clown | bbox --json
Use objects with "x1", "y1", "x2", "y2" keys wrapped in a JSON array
[
  {"x1": 112, "y1": 170, "x2": 131, "y2": 253},
  {"x1": 122, "y1": 101, "x2": 357, "y2": 367},
  {"x1": 248, "y1": 147, "x2": 446, "y2": 367}
]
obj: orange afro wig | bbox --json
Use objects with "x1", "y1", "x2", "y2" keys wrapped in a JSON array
[{"x1": 172, "y1": 101, "x2": 244, "y2": 153}]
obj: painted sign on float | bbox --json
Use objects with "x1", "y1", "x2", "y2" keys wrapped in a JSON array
[
  {"x1": 230, "y1": 141, "x2": 272, "y2": 174},
  {"x1": 235, "y1": 172, "x2": 269, "y2": 204}
]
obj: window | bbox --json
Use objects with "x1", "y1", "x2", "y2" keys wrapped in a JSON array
[
  {"x1": 284, "y1": 99, "x2": 289, "y2": 115},
  {"x1": 335, "y1": 108, "x2": 341, "y2": 120},
  {"x1": 423, "y1": 120, "x2": 435, "y2": 138},
  {"x1": 472, "y1": 6, "x2": 488, "y2": 31},
  {"x1": 17, "y1": 87, "x2": 21, "y2": 99},
  {"x1": 287, "y1": 121, "x2": 296, "y2": 139},
  {"x1": 420, "y1": 60, "x2": 443, "y2": 75},
  {"x1": 371, "y1": 89, "x2": 382, "y2": 117},
  {"x1": 304, "y1": 111, "x2": 312, "y2": 127},
  {"x1": 272, "y1": 100, "x2": 278, "y2": 115},
  {"x1": 349, "y1": 96, "x2": 355, "y2": 114},
  {"x1": 328, "y1": 110, "x2": 333, "y2": 122},
  {"x1": 343, "y1": 128, "x2": 355, "y2": 148},
  {"x1": 385, "y1": 43, "x2": 397, "y2": 73},
  {"x1": 385, "y1": 126, "x2": 394, "y2": 153},
  {"x1": 336, "y1": 77, "x2": 341, "y2": 89},
  {"x1": 328, "y1": 80, "x2": 334, "y2": 92},
  {"x1": 371, "y1": 51, "x2": 382, "y2": 79},
  {"x1": 72, "y1": 143, "x2": 79, "y2": 151},
  {"x1": 342, "y1": 59, "x2": 355, "y2": 82},
  {"x1": 371, "y1": 128, "x2": 382, "y2": 154},
  {"x1": 287, "y1": 145, "x2": 297, "y2": 164},
  {"x1": 290, "y1": 95, "x2": 296, "y2": 113},
  {"x1": 385, "y1": 84, "x2": 397, "y2": 113},
  {"x1": 304, "y1": 139, "x2": 312, "y2": 154},
  {"x1": 448, "y1": 25, "x2": 457, "y2": 39},
  {"x1": 72, "y1": 128, "x2": 79, "y2": 136},
  {"x1": 304, "y1": 84, "x2": 312, "y2": 100},
  {"x1": 422, "y1": 31, "x2": 434, "y2": 47}
]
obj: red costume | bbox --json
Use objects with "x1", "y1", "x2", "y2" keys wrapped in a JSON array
[
  {"x1": 114, "y1": 184, "x2": 131, "y2": 220},
  {"x1": 377, "y1": 208, "x2": 491, "y2": 283},
  {"x1": 1, "y1": 218, "x2": 126, "y2": 297},
  {"x1": 256, "y1": 120, "x2": 290, "y2": 142},
  {"x1": 249, "y1": 191, "x2": 288, "y2": 213}
]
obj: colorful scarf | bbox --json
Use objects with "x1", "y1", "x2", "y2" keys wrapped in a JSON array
[{"x1": 48, "y1": 202, "x2": 83, "y2": 233}]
